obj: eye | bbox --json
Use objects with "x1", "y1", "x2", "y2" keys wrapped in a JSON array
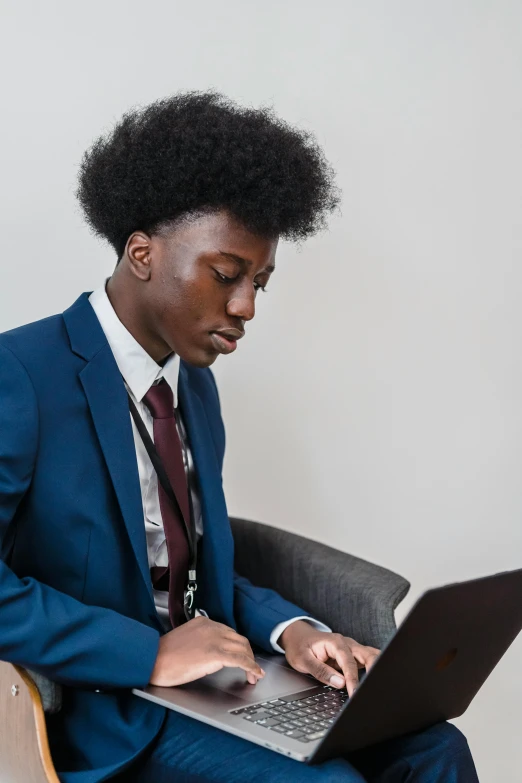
[
  {"x1": 254, "y1": 282, "x2": 268, "y2": 293},
  {"x1": 214, "y1": 271, "x2": 238, "y2": 284}
]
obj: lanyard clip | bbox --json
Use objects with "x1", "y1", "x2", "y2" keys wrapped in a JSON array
[{"x1": 183, "y1": 571, "x2": 198, "y2": 621}]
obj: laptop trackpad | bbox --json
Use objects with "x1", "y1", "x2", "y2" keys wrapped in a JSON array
[{"x1": 190, "y1": 656, "x2": 317, "y2": 702}]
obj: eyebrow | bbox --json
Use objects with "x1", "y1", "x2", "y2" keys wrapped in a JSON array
[{"x1": 218, "y1": 251, "x2": 275, "y2": 274}]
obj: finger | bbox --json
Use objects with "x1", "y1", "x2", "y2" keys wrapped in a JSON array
[
  {"x1": 323, "y1": 640, "x2": 360, "y2": 697},
  {"x1": 228, "y1": 632, "x2": 258, "y2": 659},
  {"x1": 219, "y1": 627, "x2": 267, "y2": 684},
  {"x1": 351, "y1": 645, "x2": 380, "y2": 672},
  {"x1": 325, "y1": 657, "x2": 343, "y2": 672},
  {"x1": 298, "y1": 650, "x2": 349, "y2": 691},
  {"x1": 221, "y1": 637, "x2": 265, "y2": 678},
  {"x1": 221, "y1": 651, "x2": 265, "y2": 679}
]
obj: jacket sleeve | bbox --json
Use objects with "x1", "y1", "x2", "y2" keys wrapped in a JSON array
[
  {"x1": 0, "y1": 344, "x2": 160, "y2": 690},
  {"x1": 233, "y1": 570, "x2": 313, "y2": 651}
]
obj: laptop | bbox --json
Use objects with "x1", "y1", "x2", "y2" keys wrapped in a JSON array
[{"x1": 133, "y1": 568, "x2": 522, "y2": 764}]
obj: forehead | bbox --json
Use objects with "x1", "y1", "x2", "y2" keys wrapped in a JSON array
[{"x1": 165, "y1": 209, "x2": 278, "y2": 271}]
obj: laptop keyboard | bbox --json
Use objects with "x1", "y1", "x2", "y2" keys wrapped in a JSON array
[{"x1": 229, "y1": 685, "x2": 348, "y2": 743}]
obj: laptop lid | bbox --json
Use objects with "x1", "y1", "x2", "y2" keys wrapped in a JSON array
[{"x1": 310, "y1": 567, "x2": 522, "y2": 762}]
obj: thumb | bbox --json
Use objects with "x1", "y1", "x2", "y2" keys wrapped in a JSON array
[{"x1": 302, "y1": 652, "x2": 345, "y2": 689}]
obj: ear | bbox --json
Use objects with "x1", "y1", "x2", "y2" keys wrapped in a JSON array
[{"x1": 125, "y1": 231, "x2": 153, "y2": 281}]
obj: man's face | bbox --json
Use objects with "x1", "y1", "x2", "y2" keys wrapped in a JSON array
[{"x1": 125, "y1": 210, "x2": 277, "y2": 368}]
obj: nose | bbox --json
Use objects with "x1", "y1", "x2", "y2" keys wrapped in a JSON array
[{"x1": 226, "y1": 293, "x2": 256, "y2": 322}]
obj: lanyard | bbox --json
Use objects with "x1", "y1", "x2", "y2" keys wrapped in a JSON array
[{"x1": 127, "y1": 392, "x2": 198, "y2": 620}]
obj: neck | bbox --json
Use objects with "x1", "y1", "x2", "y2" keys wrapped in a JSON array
[{"x1": 105, "y1": 268, "x2": 173, "y2": 364}]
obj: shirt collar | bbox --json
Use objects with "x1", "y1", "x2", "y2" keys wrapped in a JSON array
[{"x1": 88, "y1": 278, "x2": 180, "y2": 407}]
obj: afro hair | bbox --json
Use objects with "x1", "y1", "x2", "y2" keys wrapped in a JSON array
[{"x1": 76, "y1": 90, "x2": 341, "y2": 259}]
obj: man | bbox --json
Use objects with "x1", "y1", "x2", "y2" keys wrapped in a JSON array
[{"x1": 0, "y1": 91, "x2": 478, "y2": 781}]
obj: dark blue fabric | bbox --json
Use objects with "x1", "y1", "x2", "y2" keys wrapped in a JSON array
[
  {"x1": 0, "y1": 292, "x2": 311, "y2": 783},
  {"x1": 113, "y1": 707, "x2": 479, "y2": 782}
]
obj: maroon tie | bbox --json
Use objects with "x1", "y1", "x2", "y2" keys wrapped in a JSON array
[{"x1": 143, "y1": 379, "x2": 190, "y2": 628}]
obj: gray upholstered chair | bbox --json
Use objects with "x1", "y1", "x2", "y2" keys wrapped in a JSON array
[
  {"x1": 0, "y1": 517, "x2": 410, "y2": 783},
  {"x1": 230, "y1": 518, "x2": 409, "y2": 651}
]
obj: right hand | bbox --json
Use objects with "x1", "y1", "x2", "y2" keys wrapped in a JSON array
[{"x1": 149, "y1": 615, "x2": 266, "y2": 687}]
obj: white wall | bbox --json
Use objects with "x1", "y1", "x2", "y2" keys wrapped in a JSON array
[{"x1": 1, "y1": 1, "x2": 521, "y2": 779}]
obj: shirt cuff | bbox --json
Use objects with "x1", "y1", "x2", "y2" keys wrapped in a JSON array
[{"x1": 270, "y1": 616, "x2": 332, "y2": 654}]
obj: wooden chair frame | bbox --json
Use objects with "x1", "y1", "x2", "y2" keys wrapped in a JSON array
[{"x1": 0, "y1": 662, "x2": 60, "y2": 783}]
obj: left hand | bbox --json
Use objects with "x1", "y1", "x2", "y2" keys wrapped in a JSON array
[{"x1": 279, "y1": 620, "x2": 380, "y2": 697}]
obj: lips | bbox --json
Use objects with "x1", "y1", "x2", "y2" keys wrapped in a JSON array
[
  {"x1": 210, "y1": 326, "x2": 245, "y2": 353},
  {"x1": 209, "y1": 327, "x2": 245, "y2": 355},
  {"x1": 215, "y1": 328, "x2": 245, "y2": 341},
  {"x1": 209, "y1": 332, "x2": 238, "y2": 354}
]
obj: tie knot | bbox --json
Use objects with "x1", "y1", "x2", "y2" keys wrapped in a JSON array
[{"x1": 143, "y1": 379, "x2": 174, "y2": 419}]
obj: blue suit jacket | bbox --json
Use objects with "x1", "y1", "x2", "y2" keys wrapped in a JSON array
[{"x1": 0, "y1": 292, "x2": 309, "y2": 783}]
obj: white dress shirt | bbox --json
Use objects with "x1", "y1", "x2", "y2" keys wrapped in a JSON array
[{"x1": 88, "y1": 279, "x2": 330, "y2": 651}]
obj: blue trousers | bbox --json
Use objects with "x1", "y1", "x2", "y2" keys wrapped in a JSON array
[{"x1": 115, "y1": 708, "x2": 479, "y2": 782}]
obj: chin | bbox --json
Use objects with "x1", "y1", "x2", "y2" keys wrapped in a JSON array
[{"x1": 181, "y1": 350, "x2": 219, "y2": 369}]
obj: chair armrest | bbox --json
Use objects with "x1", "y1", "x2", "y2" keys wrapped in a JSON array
[{"x1": 230, "y1": 517, "x2": 410, "y2": 650}]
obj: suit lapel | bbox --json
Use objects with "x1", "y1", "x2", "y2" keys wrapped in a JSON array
[
  {"x1": 79, "y1": 348, "x2": 155, "y2": 605},
  {"x1": 178, "y1": 364, "x2": 235, "y2": 627},
  {"x1": 63, "y1": 293, "x2": 155, "y2": 607}
]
